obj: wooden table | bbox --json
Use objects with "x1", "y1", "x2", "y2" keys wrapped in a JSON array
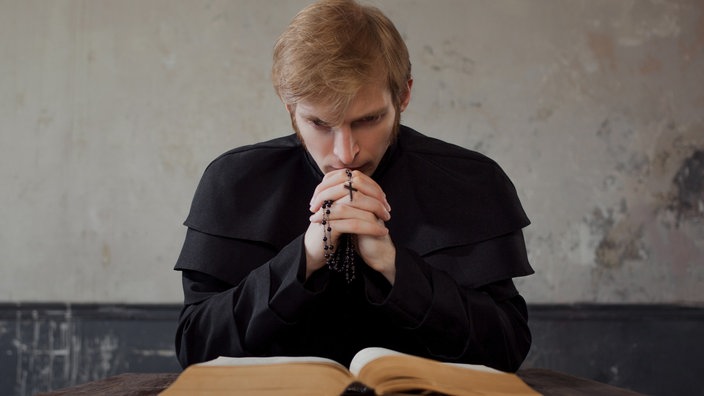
[{"x1": 36, "y1": 369, "x2": 644, "y2": 395}]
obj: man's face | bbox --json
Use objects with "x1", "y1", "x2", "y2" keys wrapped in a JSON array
[{"x1": 289, "y1": 83, "x2": 408, "y2": 176}]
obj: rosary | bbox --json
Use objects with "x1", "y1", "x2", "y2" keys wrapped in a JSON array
[{"x1": 322, "y1": 169, "x2": 358, "y2": 283}]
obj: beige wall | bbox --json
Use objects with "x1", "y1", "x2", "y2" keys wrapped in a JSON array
[{"x1": 1, "y1": 0, "x2": 702, "y2": 303}]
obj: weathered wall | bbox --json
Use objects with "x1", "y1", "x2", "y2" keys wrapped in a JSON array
[{"x1": 1, "y1": 0, "x2": 702, "y2": 304}]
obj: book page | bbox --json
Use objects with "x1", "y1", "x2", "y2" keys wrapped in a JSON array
[
  {"x1": 349, "y1": 348, "x2": 540, "y2": 396},
  {"x1": 349, "y1": 347, "x2": 404, "y2": 376},
  {"x1": 162, "y1": 362, "x2": 354, "y2": 396},
  {"x1": 349, "y1": 347, "x2": 501, "y2": 377},
  {"x1": 198, "y1": 355, "x2": 343, "y2": 369}
]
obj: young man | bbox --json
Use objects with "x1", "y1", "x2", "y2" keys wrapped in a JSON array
[{"x1": 175, "y1": 0, "x2": 534, "y2": 372}]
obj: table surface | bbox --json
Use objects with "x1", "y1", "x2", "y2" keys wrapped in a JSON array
[{"x1": 35, "y1": 369, "x2": 645, "y2": 396}]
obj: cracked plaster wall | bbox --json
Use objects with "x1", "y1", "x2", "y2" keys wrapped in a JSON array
[{"x1": 1, "y1": 0, "x2": 702, "y2": 304}]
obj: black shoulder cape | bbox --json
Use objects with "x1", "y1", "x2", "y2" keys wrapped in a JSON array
[{"x1": 175, "y1": 125, "x2": 532, "y2": 287}]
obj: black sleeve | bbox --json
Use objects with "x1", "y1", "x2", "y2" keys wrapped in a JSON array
[
  {"x1": 174, "y1": 232, "x2": 329, "y2": 368},
  {"x1": 363, "y1": 230, "x2": 532, "y2": 372}
]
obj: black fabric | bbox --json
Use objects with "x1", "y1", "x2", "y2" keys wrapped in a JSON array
[{"x1": 174, "y1": 125, "x2": 534, "y2": 372}]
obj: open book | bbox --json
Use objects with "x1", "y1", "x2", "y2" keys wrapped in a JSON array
[{"x1": 160, "y1": 347, "x2": 540, "y2": 395}]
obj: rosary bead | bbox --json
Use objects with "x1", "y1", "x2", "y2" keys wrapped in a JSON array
[{"x1": 320, "y1": 195, "x2": 355, "y2": 283}]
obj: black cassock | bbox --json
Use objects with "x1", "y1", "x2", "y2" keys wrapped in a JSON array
[{"x1": 174, "y1": 125, "x2": 534, "y2": 372}]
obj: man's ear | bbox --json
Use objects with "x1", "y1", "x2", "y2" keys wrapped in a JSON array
[{"x1": 400, "y1": 79, "x2": 413, "y2": 112}]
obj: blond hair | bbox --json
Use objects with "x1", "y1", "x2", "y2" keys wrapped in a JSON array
[{"x1": 272, "y1": 0, "x2": 411, "y2": 122}]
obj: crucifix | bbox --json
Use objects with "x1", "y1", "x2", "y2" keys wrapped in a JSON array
[
  {"x1": 344, "y1": 169, "x2": 358, "y2": 201},
  {"x1": 344, "y1": 182, "x2": 358, "y2": 201}
]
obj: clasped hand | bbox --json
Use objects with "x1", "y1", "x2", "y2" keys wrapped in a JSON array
[{"x1": 304, "y1": 169, "x2": 396, "y2": 284}]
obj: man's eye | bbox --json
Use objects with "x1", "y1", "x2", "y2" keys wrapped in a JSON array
[{"x1": 311, "y1": 119, "x2": 330, "y2": 129}]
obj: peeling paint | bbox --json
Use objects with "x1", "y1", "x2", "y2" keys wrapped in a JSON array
[
  {"x1": 101, "y1": 243, "x2": 111, "y2": 267},
  {"x1": 420, "y1": 41, "x2": 475, "y2": 75},
  {"x1": 595, "y1": 224, "x2": 646, "y2": 269},
  {"x1": 588, "y1": 32, "x2": 617, "y2": 71},
  {"x1": 577, "y1": 203, "x2": 648, "y2": 270},
  {"x1": 639, "y1": 55, "x2": 663, "y2": 74},
  {"x1": 672, "y1": 149, "x2": 704, "y2": 223}
]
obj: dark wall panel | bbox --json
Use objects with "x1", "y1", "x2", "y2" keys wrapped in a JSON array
[
  {"x1": 1, "y1": 303, "x2": 702, "y2": 396},
  {"x1": 0, "y1": 304, "x2": 181, "y2": 396},
  {"x1": 525, "y1": 305, "x2": 704, "y2": 396}
]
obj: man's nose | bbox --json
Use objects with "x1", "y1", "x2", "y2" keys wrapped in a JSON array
[{"x1": 333, "y1": 126, "x2": 358, "y2": 165}]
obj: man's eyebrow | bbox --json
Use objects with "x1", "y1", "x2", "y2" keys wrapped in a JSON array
[
  {"x1": 300, "y1": 110, "x2": 328, "y2": 121},
  {"x1": 300, "y1": 106, "x2": 388, "y2": 125},
  {"x1": 300, "y1": 112, "x2": 331, "y2": 126},
  {"x1": 352, "y1": 107, "x2": 388, "y2": 122}
]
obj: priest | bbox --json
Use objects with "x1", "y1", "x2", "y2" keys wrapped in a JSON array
[{"x1": 174, "y1": 0, "x2": 534, "y2": 373}]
